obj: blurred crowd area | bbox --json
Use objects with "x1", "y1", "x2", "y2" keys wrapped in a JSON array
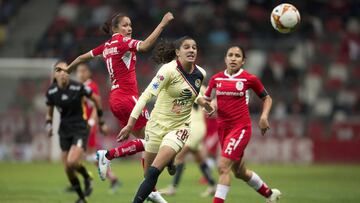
[{"x1": 0, "y1": 0, "x2": 360, "y2": 161}]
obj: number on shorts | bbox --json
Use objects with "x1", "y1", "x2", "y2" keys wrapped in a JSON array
[{"x1": 176, "y1": 129, "x2": 189, "y2": 142}]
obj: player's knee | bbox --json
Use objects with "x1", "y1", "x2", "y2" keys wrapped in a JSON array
[
  {"x1": 66, "y1": 159, "x2": 78, "y2": 169},
  {"x1": 217, "y1": 164, "x2": 231, "y2": 175}
]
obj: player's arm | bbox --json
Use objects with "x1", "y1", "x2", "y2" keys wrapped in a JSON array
[
  {"x1": 251, "y1": 75, "x2": 272, "y2": 135},
  {"x1": 65, "y1": 52, "x2": 92, "y2": 73},
  {"x1": 137, "y1": 12, "x2": 174, "y2": 52},
  {"x1": 259, "y1": 95, "x2": 272, "y2": 135},
  {"x1": 45, "y1": 105, "x2": 54, "y2": 137},
  {"x1": 90, "y1": 93, "x2": 110, "y2": 135}
]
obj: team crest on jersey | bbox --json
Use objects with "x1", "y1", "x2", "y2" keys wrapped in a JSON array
[
  {"x1": 236, "y1": 81, "x2": 244, "y2": 91},
  {"x1": 195, "y1": 79, "x2": 201, "y2": 88}
]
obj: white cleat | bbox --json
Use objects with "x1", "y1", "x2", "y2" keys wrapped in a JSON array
[
  {"x1": 96, "y1": 150, "x2": 110, "y2": 181},
  {"x1": 159, "y1": 185, "x2": 176, "y2": 196},
  {"x1": 266, "y1": 189, "x2": 282, "y2": 203},
  {"x1": 200, "y1": 186, "x2": 216, "y2": 197},
  {"x1": 147, "y1": 191, "x2": 168, "y2": 203}
]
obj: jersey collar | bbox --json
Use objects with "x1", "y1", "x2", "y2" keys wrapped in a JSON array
[{"x1": 224, "y1": 68, "x2": 243, "y2": 78}]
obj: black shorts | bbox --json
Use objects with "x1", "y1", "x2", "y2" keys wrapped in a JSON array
[{"x1": 59, "y1": 122, "x2": 89, "y2": 151}]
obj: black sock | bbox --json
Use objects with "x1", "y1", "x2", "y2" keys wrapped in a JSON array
[
  {"x1": 172, "y1": 163, "x2": 185, "y2": 187},
  {"x1": 69, "y1": 177, "x2": 85, "y2": 199},
  {"x1": 200, "y1": 163, "x2": 215, "y2": 186},
  {"x1": 133, "y1": 166, "x2": 161, "y2": 203},
  {"x1": 76, "y1": 164, "x2": 90, "y2": 179}
]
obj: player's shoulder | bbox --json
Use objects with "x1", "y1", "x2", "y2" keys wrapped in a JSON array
[
  {"x1": 240, "y1": 69, "x2": 258, "y2": 80},
  {"x1": 159, "y1": 60, "x2": 177, "y2": 73},
  {"x1": 195, "y1": 65, "x2": 206, "y2": 78}
]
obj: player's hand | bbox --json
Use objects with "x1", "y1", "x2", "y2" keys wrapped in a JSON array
[
  {"x1": 99, "y1": 123, "x2": 110, "y2": 136},
  {"x1": 259, "y1": 117, "x2": 270, "y2": 136},
  {"x1": 160, "y1": 12, "x2": 174, "y2": 26},
  {"x1": 116, "y1": 125, "x2": 132, "y2": 142},
  {"x1": 45, "y1": 120, "x2": 52, "y2": 137},
  {"x1": 203, "y1": 102, "x2": 216, "y2": 117}
]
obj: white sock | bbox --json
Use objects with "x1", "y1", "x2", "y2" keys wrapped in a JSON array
[
  {"x1": 247, "y1": 172, "x2": 264, "y2": 190},
  {"x1": 214, "y1": 184, "x2": 230, "y2": 200}
]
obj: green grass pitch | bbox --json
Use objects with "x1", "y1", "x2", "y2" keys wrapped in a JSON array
[{"x1": 0, "y1": 161, "x2": 359, "y2": 203}]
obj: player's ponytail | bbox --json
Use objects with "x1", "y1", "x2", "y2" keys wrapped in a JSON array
[
  {"x1": 152, "y1": 36, "x2": 195, "y2": 65},
  {"x1": 102, "y1": 12, "x2": 127, "y2": 35}
]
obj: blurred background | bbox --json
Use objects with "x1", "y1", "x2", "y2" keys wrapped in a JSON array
[{"x1": 0, "y1": 0, "x2": 359, "y2": 164}]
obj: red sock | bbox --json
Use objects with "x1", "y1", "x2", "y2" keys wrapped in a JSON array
[
  {"x1": 257, "y1": 183, "x2": 272, "y2": 198},
  {"x1": 106, "y1": 139, "x2": 145, "y2": 160},
  {"x1": 213, "y1": 197, "x2": 224, "y2": 203}
]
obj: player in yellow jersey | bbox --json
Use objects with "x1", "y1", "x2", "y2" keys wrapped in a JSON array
[
  {"x1": 118, "y1": 36, "x2": 214, "y2": 203},
  {"x1": 159, "y1": 86, "x2": 216, "y2": 197}
]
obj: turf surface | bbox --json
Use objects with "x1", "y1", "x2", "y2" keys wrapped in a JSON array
[{"x1": 0, "y1": 161, "x2": 359, "y2": 203}]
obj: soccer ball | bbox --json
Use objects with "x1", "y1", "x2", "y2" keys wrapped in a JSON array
[{"x1": 271, "y1": 3, "x2": 300, "y2": 33}]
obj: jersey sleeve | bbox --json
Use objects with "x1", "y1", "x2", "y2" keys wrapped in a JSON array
[
  {"x1": 130, "y1": 65, "x2": 171, "y2": 119},
  {"x1": 249, "y1": 75, "x2": 268, "y2": 99},
  {"x1": 45, "y1": 90, "x2": 54, "y2": 106},
  {"x1": 124, "y1": 37, "x2": 142, "y2": 52},
  {"x1": 89, "y1": 44, "x2": 105, "y2": 57},
  {"x1": 81, "y1": 84, "x2": 93, "y2": 98},
  {"x1": 204, "y1": 75, "x2": 216, "y2": 100}
]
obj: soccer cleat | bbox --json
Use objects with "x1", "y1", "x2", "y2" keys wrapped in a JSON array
[
  {"x1": 266, "y1": 189, "x2": 282, "y2": 203},
  {"x1": 159, "y1": 185, "x2": 176, "y2": 196},
  {"x1": 147, "y1": 191, "x2": 168, "y2": 203},
  {"x1": 166, "y1": 160, "x2": 176, "y2": 176},
  {"x1": 64, "y1": 185, "x2": 75, "y2": 193},
  {"x1": 200, "y1": 186, "x2": 216, "y2": 197},
  {"x1": 96, "y1": 150, "x2": 111, "y2": 181}
]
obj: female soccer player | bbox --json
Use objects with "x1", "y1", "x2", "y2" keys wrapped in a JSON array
[
  {"x1": 46, "y1": 61, "x2": 105, "y2": 203},
  {"x1": 75, "y1": 63, "x2": 120, "y2": 193},
  {"x1": 203, "y1": 46, "x2": 281, "y2": 203},
  {"x1": 63, "y1": 12, "x2": 174, "y2": 202},
  {"x1": 117, "y1": 36, "x2": 214, "y2": 203},
  {"x1": 159, "y1": 87, "x2": 216, "y2": 197}
]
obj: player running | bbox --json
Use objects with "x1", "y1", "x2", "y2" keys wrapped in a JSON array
[
  {"x1": 63, "y1": 12, "x2": 174, "y2": 202},
  {"x1": 203, "y1": 46, "x2": 281, "y2": 203},
  {"x1": 117, "y1": 36, "x2": 214, "y2": 203},
  {"x1": 46, "y1": 61, "x2": 105, "y2": 203}
]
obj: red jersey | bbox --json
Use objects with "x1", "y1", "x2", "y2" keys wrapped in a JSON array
[
  {"x1": 204, "y1": 69, "x2": 268, "y2": 126},
  {"x1": 90, "y1": 33, "x2": 142, "y2": 95},
  {"x1": 83, "y1": 79, "x2": 99, "y2": 119}
]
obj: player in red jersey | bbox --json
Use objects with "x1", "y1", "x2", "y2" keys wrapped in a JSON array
[
  {"x1": 64, "y1": 12, "x2": 174, "y2": 202},
  {"x1": 203, "y1": 46, "x2": 281, "y2": 203},
  {"x1": 76, "y1": 63, "x2": 120, "y2": 193}
]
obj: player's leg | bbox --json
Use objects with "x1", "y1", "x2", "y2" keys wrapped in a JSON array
[
  {"x1": 133, "y1": 146, "x2": 176, "y2": 203},
  {"x1": 213, "y1": 156, "x2": 233, "y2": 203},
  {"x1": 65, "y1": 145, "x2": 87, "y2": 202},
  {"x1": 191, "y1": 148, "x2": 216, "y2": 197},
  {"x1": 159, "y1": 145, "x2": 190, "y2": 195},
  {"x1": 232, "y1": 160, "x2": 281, "y2": 202}
]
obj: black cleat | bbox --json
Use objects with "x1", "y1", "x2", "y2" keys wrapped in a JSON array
[{"x1": 75, "y1": 197, "x2": 87, "y2": 203}]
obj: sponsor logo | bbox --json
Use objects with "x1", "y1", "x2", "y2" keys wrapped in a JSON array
[
  {"x1": 216, "y1": 90, "x2": 244, "y2": 97},
  {"x1": 152, "y1": 82, "x2": 160, "y2": 90},
  {"x1": 61, "y1": 94, "x2": 68, "y2": 100}
]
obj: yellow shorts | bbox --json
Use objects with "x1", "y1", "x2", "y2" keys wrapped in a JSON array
[
  {"x1": 144, "y1": 120, "x2": 190, "y2": 154},
  {"x1": 186, "y1": 121, "x2": 206, "y2": 151}
]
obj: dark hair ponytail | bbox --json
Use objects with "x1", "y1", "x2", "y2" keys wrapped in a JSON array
[
  {"x1": 152, "y1": 36, "x2": 195, "y2": 65},
  {"x1": 102, "y1": 12, "x2": 126, "y2": 35}
]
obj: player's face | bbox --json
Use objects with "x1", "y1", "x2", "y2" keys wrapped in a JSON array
[
  {"x1": 225, "y1": 47, "x2": 245, "y2": 72},
  {"x1": 76, "y1": 64, "x2": 90, "y2": 83},
  {"x1": 176, "y1": 39, "x2": 197, "y2": 64},
  {"x1": 117, "y1": 16, "x2": 132, "y2": 38},
  {"x1": 54, "y1": 62, "x2": 69, "y2": 85}
]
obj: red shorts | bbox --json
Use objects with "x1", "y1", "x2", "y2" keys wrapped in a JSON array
[
  {"x1": 218, "y1": 124, "x2": 251, "y2": 161},
  {"x1": 87, "y1": 125, "x2": 97, "y2": 149},
  {"x1": 109, "y1": 92, "x2": 148, "y2": 131}
]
